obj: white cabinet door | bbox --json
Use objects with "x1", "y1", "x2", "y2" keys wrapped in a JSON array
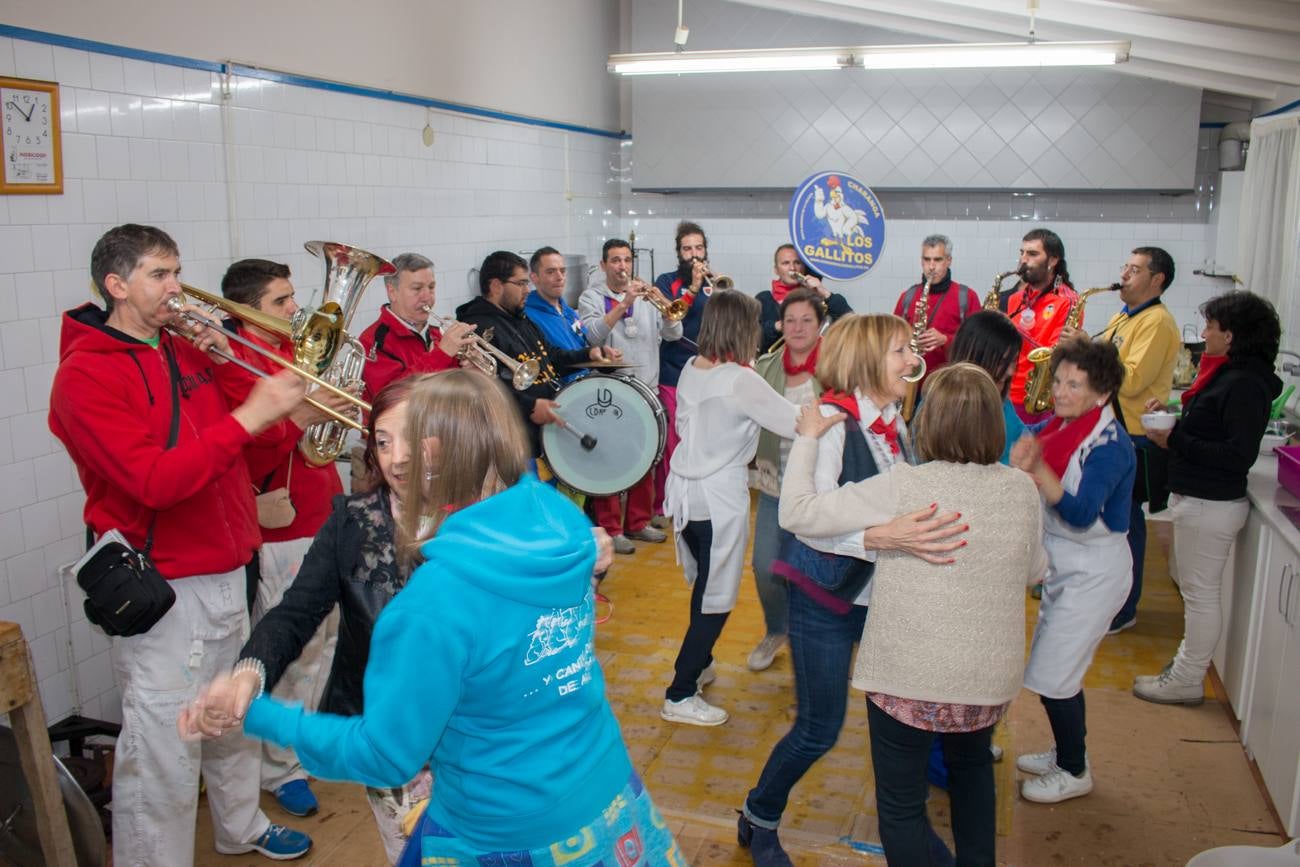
[
  {"x1": 1221, "y1": 511, "x2": 1272, "y2": 718},
  {"x1": 1244, "y1": 549, "x2": 1290, "y2": 754},
  {"x1": 1262, "y1": 560, "x2": 1300, "y2": 836}
]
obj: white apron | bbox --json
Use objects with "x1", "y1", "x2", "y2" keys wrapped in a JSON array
[
  {"x1": 664, "y1": 463, "x2": 750, "y2": 615},
  {"x1": 1023, "y1": 409, "x2": 1133, "y2": 699}
]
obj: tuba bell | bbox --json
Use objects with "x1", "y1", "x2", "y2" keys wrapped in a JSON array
[{"x1": 299, "y1": 242, "x2": 396, "y2": 466}]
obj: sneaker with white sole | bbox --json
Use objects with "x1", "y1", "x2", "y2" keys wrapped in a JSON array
[
  {"x1": 661, "y1": 694, "x2": 729, "y2": 726},
  {"x1": 1021, "y1": 764, "x2": 1093, "y2": 804},
  {"x1": 612, "y1": 534, "x2": 636, "y2": 555},
  {"x1": 1106, "y1": 616, "x2": 1137, "y2": 635},
  {"x1": 747, "y1": 634, "x2": 786, "y2": 671},
  {"x1": 1134, "y1": 661, "x2": 1174, "y2": 687},
  {"x1": 215, "y1": 824, "x2": 312, "y2": 860},
  {"x1": 696, "y1": 664, "x2": 716, "y2": 690},
  {"x1": 990, "y1": 744, "x2": 1004, "y2": 763},
  {"x1": 627, "y1": 525, "x2": 667, "y2": 543},
  {"x1": 1015, "y1": 748, "x2": 1059, "y2": 776},
  {"x1": 1133, "y1": 669, "x2": 1205, "y2": 706}
]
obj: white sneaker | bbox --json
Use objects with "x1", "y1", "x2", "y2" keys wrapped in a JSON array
[
  {"x1": 1021, "y1": 764, "x2": 1093, "y2": 804},
  {"x1": 1133, "y1": 669, "x2": 1205, "y2": 706},
  {"x1": 990, "y1": 744, "x2": 1004, "y2": 763},
  {"x1": 661, "y1": 694, "x2": 729, "y2": 726},
  {"x1": 746, "y1": 634, "x2": 786, "y2": 671},
  {"x1": 697, "y1": 664, "x2": 716, "y2": 690},
  {"x1": 1015, "y1": 748, "x2": 1059, "y2": 776},
  {"x1": 612, "y1": 534, "x2": 636, "y2": 555}
]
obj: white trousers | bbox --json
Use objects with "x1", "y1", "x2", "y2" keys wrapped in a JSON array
[
  {"x1": 1168, "y1": 494, "x2": 1251, "y2": 684},
  {"x1": 110, "y1": 569, "x2": 269, "y2": 867},
  {"x1": 253, "y1": 536, "x2": 340, "y2": 791}
]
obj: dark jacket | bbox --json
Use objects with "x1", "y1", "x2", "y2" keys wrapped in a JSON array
[
  {"x1": 240, "y1": 489, "x2": 404, "y2": 716},
  {"x1": 655, "y1": 266, "x2": 709, "y2": 388},
  {"x1": 1167, "y1": 357, "x2": 1283, "y2": 501},
  {"x1": 455, "y1": 295, "x2": 591, "y2": 456}
]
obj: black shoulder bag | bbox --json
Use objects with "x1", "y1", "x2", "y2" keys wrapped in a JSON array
[{"x1": 76, "y1": 346, "x2": 182, "y2": 636}]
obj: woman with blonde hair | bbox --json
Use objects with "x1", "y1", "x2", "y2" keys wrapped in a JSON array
[
  {"x1": 181, "y1": 369, "x2": 682, "y2": 865},
  {"x1": 660, "y1": 290, "x2": 800, "y2": 727},
  {"x1": 740, "y1": 314, "x2": 951, "y2": 864},
  {"x1": 777, "y1": 362, "x2": 1045, "y2": 866}
]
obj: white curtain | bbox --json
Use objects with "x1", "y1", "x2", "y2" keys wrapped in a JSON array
[{"x1": 1238, "y1": 114, "x2": 1300, "y2": 344}]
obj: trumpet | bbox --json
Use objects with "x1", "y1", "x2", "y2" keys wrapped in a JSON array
[
  {"x1": 619, "y1": 275, "x2": 687, "y2": 322},
  {"x1": 786, "y1": 270, "x2": 819, "y2": 290},
  {"x1": 692, "y1": 258, "x2": 734, "y2": 293},
  {"x1": 165, "y1": 294, "x2": 368, "y2": 431},
  {"x1": 422, "y1": 305, "x2": 539, "y2": 390}
]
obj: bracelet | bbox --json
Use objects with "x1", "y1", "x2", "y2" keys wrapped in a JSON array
[{"x1": 231, "y1": 657, "x2": 266, "y2": 699}]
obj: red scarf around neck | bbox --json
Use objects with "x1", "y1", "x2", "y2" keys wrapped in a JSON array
[
  {"x1": 783, "y1": 341, "x2": 819, "y2": 377},
  {"x1": 771, "y1": 278, "x2": 792, "y2": 304},
  {"x1": 821, "y1": 389, "x2": 860, "y2": 421},
  {"x1": 1182, "y1": 354, "x2": 1229, "y2": 406},
  {"x1": 1038, "y1": 404, "x2": 1105, "y2": 478}
]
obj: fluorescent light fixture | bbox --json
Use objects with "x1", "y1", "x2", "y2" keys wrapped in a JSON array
[
  {"x1": 608, "y1": 41, "x2": 1129, "y2": 76},
  {"x1": 608, "y1": 47, "x2": 853, "y2": 76}
]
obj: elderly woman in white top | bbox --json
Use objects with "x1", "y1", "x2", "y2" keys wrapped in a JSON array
[{"x1": 660, "y1": 291, "x2": 799, "y2": 728}]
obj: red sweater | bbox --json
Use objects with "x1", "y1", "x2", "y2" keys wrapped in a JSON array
[
  {"x1": 220, "y1": 324, "x2": 343, "y2": 544},
  {"x1": 1001, "y1": 282, "x2": 1080, "y2": 407},
  {"x1": 356, "y1": 305, "x2": 458, "y2": 403},
  {"x1": 892, "y1": 278, "x2": 980, "y2": 378},
  {"x1": 49, "y1": 304, "x2": 260, "y2": 580}
]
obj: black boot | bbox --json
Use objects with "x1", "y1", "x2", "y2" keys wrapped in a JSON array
[{"x1": 737, "y1": 812, "x2": 794, "y2": 867}]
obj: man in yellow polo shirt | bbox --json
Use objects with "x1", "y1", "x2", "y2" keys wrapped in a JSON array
[{"x1": 1062, "y1": 246, "x2": 1180, "y2": 635}]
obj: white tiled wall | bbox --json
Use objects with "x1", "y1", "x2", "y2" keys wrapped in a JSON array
[{"x1": 0, "y1": 33, "x2": 622, "y2": 724}]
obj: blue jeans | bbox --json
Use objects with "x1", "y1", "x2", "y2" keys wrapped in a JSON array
[
  {"x1": 1114, "y1": 435, "x2": 1150, "y2": 626},
  {"x1": 744, "y1": 584, "x2": 867, "y2": 825},
  {"x1": 750, "y1": 493, "x2": 792, "y2": 637},
  {"x1": 868, "y1": 700, "x2": 995, "y2": 867}
]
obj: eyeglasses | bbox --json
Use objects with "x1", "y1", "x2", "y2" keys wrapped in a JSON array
[
  {"x1": 1120, "y1": 264, "x2": 1151, "y2": 276},
  {"x1": 502, "y1": 279, "x2": 530, "y2": 289}
]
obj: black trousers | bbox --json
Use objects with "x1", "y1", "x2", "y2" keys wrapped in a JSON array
[
  {"x1": 665, "y1": 521, "x2": 730, "y2": 702},
  {"x1": 1041, "y1": 690, "x2": 1087, "y2": 775}
]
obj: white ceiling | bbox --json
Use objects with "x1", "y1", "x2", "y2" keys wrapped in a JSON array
[{"x1": 724, "y1": 0, "x2": 1300, "y2": 101}]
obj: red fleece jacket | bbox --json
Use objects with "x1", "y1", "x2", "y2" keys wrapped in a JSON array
[
  {"x1": 49, "y1": 304, "x2": 260, "y2": 580},
  {"x1": 356, "y1": 305, "x2": 458, "y2": 403}
]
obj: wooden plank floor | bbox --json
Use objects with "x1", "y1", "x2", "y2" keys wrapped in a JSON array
[{"x1": 190, "y1": 514, "x2": 1285, "y2": 866}]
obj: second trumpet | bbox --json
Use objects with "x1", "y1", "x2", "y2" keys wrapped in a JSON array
[{"x1": 423, "y1": 306, "x2": 539, "y2": 390}]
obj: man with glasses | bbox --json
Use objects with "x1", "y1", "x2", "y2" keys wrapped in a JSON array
[
  {"x1": 1061, "y1": 246, "x2": 1180, "y2": 635},
  {"x1": 457, "y1": 251, "x2": 614, "y2": 457}
]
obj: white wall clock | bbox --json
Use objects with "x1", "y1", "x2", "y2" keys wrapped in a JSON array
[{"x1": 1, "y1": 76, "x2": 62, "y2": 195}]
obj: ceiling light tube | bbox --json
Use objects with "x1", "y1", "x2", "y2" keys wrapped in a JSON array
[{"x1": 608, "y1": 48, "x2": 852, "y2": 76}]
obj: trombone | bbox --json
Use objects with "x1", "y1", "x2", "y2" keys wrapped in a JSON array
[
  {"x1": 422, "y1": 306, "x2": 540, "y2": 390},
  {"x1": 165, "y1": 287, "x2": 370, "y2": 431}
]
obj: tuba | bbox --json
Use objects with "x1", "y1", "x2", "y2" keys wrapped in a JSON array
[
  {"x1": 1022, "y1": 283, "x2": 1121, "y2": 415},
  {"x1": 299, "y1": 242, "x2": 396, "y2": 466}
]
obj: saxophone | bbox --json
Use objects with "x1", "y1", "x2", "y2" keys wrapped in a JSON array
[
  {"x1": 1022, "y1": 283, "x2": 1121, "y2": 415},
  {"x1": 983, "y1": 266, "x2": 1025, "y2": 310},
  {"x1": 900, "y1": 276, "x2": 930, "y2": 422}
]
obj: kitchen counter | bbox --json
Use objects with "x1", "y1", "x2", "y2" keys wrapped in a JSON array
[{"x1": 1246, "y1": 452, "x2": 1300, "y2": 556}]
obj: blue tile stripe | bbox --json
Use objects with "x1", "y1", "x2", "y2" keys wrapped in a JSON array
[{"x1": 0, "y1": 23, "x2": 628, "y2": 140}]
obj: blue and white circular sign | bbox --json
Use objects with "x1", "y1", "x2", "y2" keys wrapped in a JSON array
[{"x1": 788, "y1": 170, "x2": 886, "y2": 281}]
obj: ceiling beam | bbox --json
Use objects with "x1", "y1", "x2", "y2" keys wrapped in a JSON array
[{"x1": 1064, "y1": 0, "x2": 1300, "y2": 35}]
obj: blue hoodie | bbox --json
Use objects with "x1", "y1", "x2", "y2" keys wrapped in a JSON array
[{"x1": 244, "y1": 475, "x2": 632, "y2": 850}]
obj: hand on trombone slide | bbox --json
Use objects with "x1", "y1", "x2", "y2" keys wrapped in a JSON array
[{"x1": 168, "y1": 300, "x2": 234, "y2": 358}]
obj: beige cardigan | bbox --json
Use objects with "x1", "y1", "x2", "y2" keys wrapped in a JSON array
[{"x1": 779, "y1": 436, "x2": 1048, "y2": 706}]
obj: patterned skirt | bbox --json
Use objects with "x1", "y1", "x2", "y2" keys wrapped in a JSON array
[{"x1": 396, "y1": 772, "x2": 686, "y2": 866}]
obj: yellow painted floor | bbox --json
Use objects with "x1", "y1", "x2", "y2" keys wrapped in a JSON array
[{"x1": 192, "y1": 515, "x2": 1286, "y2": 866}]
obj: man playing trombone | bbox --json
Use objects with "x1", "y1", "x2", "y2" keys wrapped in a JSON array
[
  {"x1": 757, "y1": 243, "x2": 852, "y2": 354},
  {"x1": 579, "y1": 238, "x2": 682, "y2": 554},
  {"x1": 48, "y1": 224, "x2": 314, "y2": 865}
]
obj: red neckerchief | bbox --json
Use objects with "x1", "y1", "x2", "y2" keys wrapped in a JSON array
[
  {"x1": 1038, "y1": 404, "x2": 1104, "y2": 478},
  {"x1": 1182, "y1": 354, "x2": 1229, "y2": 406},
  {"x1": 821, "y1": 389, "x2": 860, "y2": 421},
  {"x1": 783, "y1": 341, "x2": 819, "y2": 377},
  {"x1": 771, "y1": 278, "x2": 792, "y2": 304},
  {"x1": 868, "y1": 415, "x2": 901, "y2": 455}
]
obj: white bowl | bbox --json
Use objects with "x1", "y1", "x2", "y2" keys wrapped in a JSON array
[
  {"x1": 1141, "y1": 412, "x2": 1177, "y2": 432},
  {"x1": 1260, "y1": 433, "x2": 1290, "y2": 455}
]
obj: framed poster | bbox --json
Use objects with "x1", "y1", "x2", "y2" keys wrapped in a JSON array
[{"x1": 1, "y1": 76, "x2": 62, "y2": 195}]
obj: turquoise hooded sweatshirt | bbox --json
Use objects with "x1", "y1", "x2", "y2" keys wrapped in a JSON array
[{"x1": 244, "y1": 475, "x2": 633, "y2": 850}]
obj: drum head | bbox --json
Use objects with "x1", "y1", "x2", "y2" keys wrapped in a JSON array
[{"x1": 542, "y1": 374, "x2": 666, "y2": 497}]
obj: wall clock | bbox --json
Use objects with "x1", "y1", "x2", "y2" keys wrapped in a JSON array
[{"x1": 1, "y1": 76, "x2": 62, "y2": 195}]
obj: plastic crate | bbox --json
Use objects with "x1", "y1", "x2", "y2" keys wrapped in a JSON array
[{"x1": 1277, "y1": 444, "x2": 1300, "y2": 499}]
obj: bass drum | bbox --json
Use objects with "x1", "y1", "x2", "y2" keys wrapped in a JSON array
[{"x1": 541, "y1": 374, "x2": 666, "y2": 497}]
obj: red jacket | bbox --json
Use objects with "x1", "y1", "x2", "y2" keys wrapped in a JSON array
[
  {"x1": 893, "y1": 277, "x2": 980, "y2": 378},
  {"x1": 356, "y1": 305, "x2": 458, "y2": 403},
  {"x1": 220, "y1": 324, "x2": 343, "y2": 544},
  {"x1": 1001, "y1": 281, "x2": 1081, "y2": 407},
  {"x1": 49, "y1": 304, "x2": 261, "y2": 580}
]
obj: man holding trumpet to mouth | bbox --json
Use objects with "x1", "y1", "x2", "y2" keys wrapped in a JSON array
[
  {"x1": 579, "y1": 238, "x2": 683, "y2": 554},
  {"x1": 757, "y1": 243, "x2": 852, "y2": 354}
]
